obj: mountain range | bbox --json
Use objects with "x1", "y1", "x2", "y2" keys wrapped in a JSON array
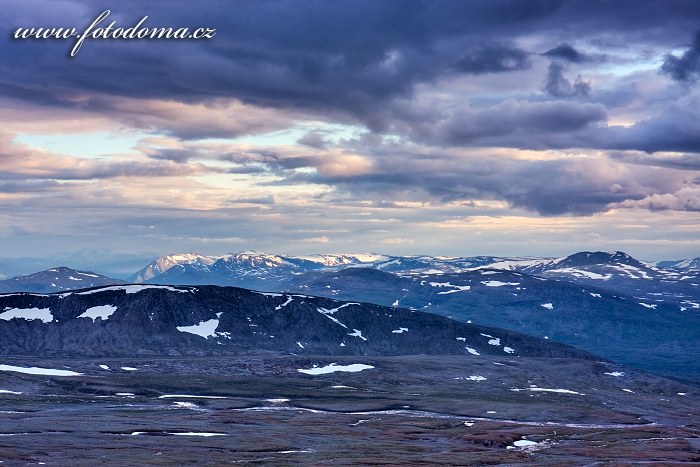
[
  {"x1": 1, "y1": 250, "x2": 698, "y2": 381},
  {"x1": 126, "y1": 250, "x2": 700, "y2": 305}
]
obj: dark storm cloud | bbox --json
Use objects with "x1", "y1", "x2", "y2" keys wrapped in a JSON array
[
  {"x1": 543, "y1": 44, "x2": 588, "y2": 63},
  {"x1": 4, "y1": 0, "x2": 700, "y2": 220},
  {"x1": 440, "y1": 100, "x2": 606, "y2": 146},
  {"x1": 451, "y1": 44, "x2": 531, "y2": 74},
  {"x1": 600, "y1": 95, "x2": 700, "y2": 153},
  {"x1": 543, "y1": 62, "x2": 591, "y2": 98},
  {"x1": 3, "y1": 0, "x2": 699, "y2": 127},
  {"x1": 274, "y1": 148, "x2": 685, "y2": 215},
  {"x1": 0, "y1": 0, "x2": 561, "y2": 124},
  {"x1": 662, "y1": 30, "x2": 700, "y2": 82}
]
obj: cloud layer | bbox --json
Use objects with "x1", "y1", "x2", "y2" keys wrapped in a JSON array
[{"x1": 1, "y1": 0, "x2": 699, "y2": 258}]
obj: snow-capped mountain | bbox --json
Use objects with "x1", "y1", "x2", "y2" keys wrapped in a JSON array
[
  {"x1": 0, "y1": 267, "x2": 125, "y2": 294},
  {"x1": 658, "y1": 257, "x2": 700, "y2": 271},
  {"x1": 475, "y1": 251, "x2": 699, "y2": 306},
  {"x1": 131, "y1": 253, "x2": 220, "y2": 283},
  {"x1": 132, "y1": 251, "x2": 538, "y2": 289},
  {"x1": 129, "y1": 250, "x2": 699, "y2": 308},
  {"x1": 298, "y1": 253, "x2": 388, "y2": 267},
  {"x1": 132, "y1": 251, "x2": 393, "y2": 290}
]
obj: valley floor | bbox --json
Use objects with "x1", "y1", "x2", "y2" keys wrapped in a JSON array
[{"x1": 0, "y1": 355, "x2": 698, "y2": 465}]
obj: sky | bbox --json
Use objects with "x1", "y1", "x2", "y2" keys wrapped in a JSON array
[{"x1": 1, "y1": 0, "x2": 699, "y2": 262}]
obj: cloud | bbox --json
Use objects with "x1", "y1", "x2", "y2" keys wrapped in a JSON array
[
  {"x1": 4, "y1": 0, "x2": 700, "y2": 258},
  {"x1": 439, "y1": 99, "x2": 606, "y2": 146},
  {"x1": 543, "y1": 44, "x2": 589, "y2": 63},
  {"x1": 275, "y1": 139, "x2": 692, "y2": 215},
  {"x1": 609, "y1": 151, "x2": 700, "y2": 170},
  {"x1": 600, "y1": 94, "x2": 700, "y2": 153},
  {"x1": 0, "y1": 179, "x2": 63, "y2": 193},
  {"x1": 618, "y1": 185, "x2": 700, "y2": 211},
  {"x1": 297, "y1": 236, "x2": 330, "y2": 243},
  {"x1": 297, "y1": 131, "x2": 328, "y2": 149},
  {"x1": 543, "y1": 62, "x2": 591, "y2": 97},
  {"x1": 662, "y1": 30, "x2": 700, "y2": 82},
  {"x1": 381, "y1": 237, "x2": 414, "y2": 244},
  {"x1": 229, "y1": 195, "x2": 276, "y2": 205},
  {"x1": 451, "y1": 44, "x2": 531, "y2": 74}
]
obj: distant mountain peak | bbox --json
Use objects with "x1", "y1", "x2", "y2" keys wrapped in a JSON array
[
  {"x1": 0, "y1": 267, "x2": 124, "y2": 294},
  {"x1": 657, "y1": 257, "x2": 700, "y2": 271},
  {"x1": 561, "y1": 251, "x2": 641, "y2": 267}
]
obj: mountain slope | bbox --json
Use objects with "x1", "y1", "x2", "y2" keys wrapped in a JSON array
[
  {"x1": 659, "y1": 257, "x2": 700, "y2": 271},
  {"x1": 481, "y1": 251, "x2": 700, "y2": 307},
  {"x1": 285, "y1": 267, "x2": 700, "y2": 382},
  {"x1": 0, "y1": 267, "x2": 125, "y2": 294},
  {"x1": 0, "y1": 284, "x2": 594, "y2": 360}
]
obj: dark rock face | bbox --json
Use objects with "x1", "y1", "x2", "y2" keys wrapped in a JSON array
[
  {"x1": 0, "y1": 285, "x2": 594, "y2": 360},
  {"x1": 0, "y1": 267, "x2": 125, "y2": 294}
]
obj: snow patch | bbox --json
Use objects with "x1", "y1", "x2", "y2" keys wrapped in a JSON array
[
  {"x1": 541, "y1": 303, "x2": 553, "y2": 310},
  {"x1": 548, "y1": 268, "x2": 612, "y2": 280},
  {"x1": 0, "y1": 364, "x2": 82, "y2": 376},
  {"x1": 0, "y1": 307, "x2": 53, "y2": 323},
  {"x1": 481, "y1": 281, "x2": 520, "y2": 287},
  {"x1": 78, "y1": 305, "x2": 117, "y2": 322},
  {"x1": 510, "y1": 440, "x2": 538, "y2": 449},
  {"x1": 465, "y1": 347, "x2": 480, "y2": 355},
  {"x1": 298, "y1": 363, "x2": 374, "y2": 375},
  {"x1": 75, "y1": 285, "x2": 192, "y2": 295},
  {"x1": 454, "y1": 375, "x2": 486, "y2": 381},
  {"x1": 176, "y1": 319, "x2": 219, "y2": 339},
  {"x1": 158, "y1": 394, "x2": 226, "y2": 399},
  {"x1": 391, "y1": 327, "x2": 408, "y2": 334},
  {"x1": 348, "y1": 329, "x2": 368, "y2": 341},
  {"x1": 274, "y1": 296, "x2": 293, "y2": 311},
  {"x1": 604, "y1": 371, "x2": 624, "y2": 377},
  {"x1": 511, "y1": 387, "x2": 583, "y2": 395},
  {"x1": 317, "y1": 303, "x2": 359, "y2": 329},
  {"x1": 430, "y1": 282, "x2": 471, "y2": 294}
]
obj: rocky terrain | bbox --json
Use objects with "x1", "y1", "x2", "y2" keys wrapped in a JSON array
[{"x1": 0, "y1": 355, "x2": 697, "y2": 465}]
